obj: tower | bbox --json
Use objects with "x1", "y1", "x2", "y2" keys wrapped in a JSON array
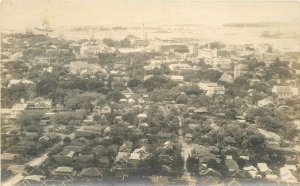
[{"x1": 142, "y1": 23, "x2": 145, "y2": 41}]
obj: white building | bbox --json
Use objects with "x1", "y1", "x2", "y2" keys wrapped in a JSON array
[
  {"x1": 198, "y1": 82, "x2": 225, "y2": 96},
  {"x1": 11, "y1": 103, "x2": 27, "y2": 119},
  {"x1": 257, "y1": 97, "x2": 273, "y2": 107},
  {"x1": 8, "y1": 79, "x2": 35, "y2": 88},
  {"x1": 234, "y1": 64, "x2": 247, "y2": 80},
  {"x1": 169, "y1": 63, "x2": 192, "y2": 71},
  {"x1": 80, "y1": 41, "x2": 115, "y2": 56},
  {"x1": 68, "y1": 61, "x2": 107, "y2": 75},
  {"x1": 170, "y1": 75, "x2": 184, "y2": 82},
  {"x1": 272, "y1": 86, "x2": 298, "y2": 98}
]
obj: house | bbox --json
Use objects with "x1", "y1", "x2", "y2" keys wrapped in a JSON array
[
  {"x1": 77, "y1": 167, "x2": 103, "y2": 181},
  {"x1": 184, "y1": 133, "x2": 193, "y2": 143},
  {"x1": 219, "y1": 73, "x2": 234, "y2": 83},
  {"x1": 137, "y1": 113, "x2": 147, "y2": 120},
  {"x1": 272, "y1": 86, "x2": 298, "y2": 98},
  {"x1": 101, "y1": 105, "x2": 111, "y2": 114},
  {"x1": 159, "y1": 155, "x2": 174, "y2": 165},
  {"x1": 75, "y1": 125, "x2": 102, "y2": 137},
  {"x1": 199, "y1": 168, "x2": 221, "y2": 177},
  {"x1": 80, "y1": 40, "x2": 115, "y2": 56},
  {"x1": 68, "y1": 61, "x2": 107, "y2": 75},
  {"x1": 198, "y1": 176, "x2": 219, "y2": 185},
  {"x1": 61, "y1": 146, "x2": 82, "y2": 156},
  {"x1": 52, "y1": 166, "x2": 76, "y2": 176},
  {"x1": 170, "y1": 75, "x2": 184, "y2": 82},
  {"x1": 98, "y1": 157, "x2": 110, "y2": 167},
  {"x1": 243, "y1": 166, "x2": 259, "y2": 178},
  {"x1": 225, "y1": 159, "x2": 240, "y2": 173},
  {"x1": 257, "y1": 97, "x2": 273, "y2": 107},
  {"x1": 206, "y1": 57, "x2": 232, "y2": 68},
  {"x1": 168, "y1": 63, "x2": 192, "y2": 71},
  {"x1": 6, "y1": 146, "x2": 28, "y2": 154},
  {"x1": 111, "y1": 78, "x2": 128, "y2": 90},
  {"x1": 194, "y1": 107, "x2": 208, "y2": 113},
  {"x1": 18, "y1": 175, "x2": 45, "y2": 186},
  {"x1": 114, "y1": 152, "x2": 130, "y2": 168},
  {"x1": 198, "y1": 82, "x2": 225, "y2": 96},
  {"x1": 78, "y1": 154, "x2": 96, "y2": 164},
  {"x1": 257, "y1": 163, "x2": 272, "y2": 174},
  {"x1": 11, "y1": 103, "x2": 27, "y2": 119},
  {"x1": 279, "y1": 167, "x2": 298, "y2": 183},
  {"x1": 26, "y1": 97, "x2": 52, "y2": 111},
  {"x1": 224, "y1": 178, "x2": 242, "y2": 186},
  {"x1": 1, "y1": 153, "x2": 17, "y2": 162},
  {"x1": 265, "y1": 174, "x2": 278, "y2": 181},
  {"x1": 119, "y1": 141, "x2": 133, "y2": 153},
  {"x1": 1, "y1": 109, "x2": 12, "y2": 122},
  {"x1": 8, "y1": 79, "x2": 35, "y2": 88},
  {"x1": 53, "y1": 154, "x2": 73, "y2": 164},
  {"x1": 258, "y1": 128, "x2": 281, "y2": 143}
]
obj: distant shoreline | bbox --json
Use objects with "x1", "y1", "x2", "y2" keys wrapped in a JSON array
[{"x1": 223, "y1": 22, "x2": 288, "y2": 28}]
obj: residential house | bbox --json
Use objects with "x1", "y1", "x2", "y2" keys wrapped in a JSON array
[
  {"x1": 194, "y1": 107, "x2": 208, "y2": 113},
  {"x1": 279, "y1": 166, "x2": 298, "y2": 184},
  {"x1": 128, "y1": 146, "x2": 150, "y2": 169},
  {"x1": 75, "y1": 125, "x2": 102, "y2": 138},
  {"x1": 98, "y1": 157, "x2": 110, "y2": 167},
  {"x1": 101, "y1": 105, "x2": 111, "y2": 115},
  {"x1": 18, "y1": 175, "x2": 45, "y2": 186},
  {"x1": 170, "y1": 75, "x2": 184, "y2": 82},
  {"x1": 219, "y1": 73, "x2": 234, "y2": 83},
  {"x1": 265, "y1": 174, "x2": 278, "y2": 182},
  {"x1": 257, "y1": 97, "x2": 273, "y2": 107},
  {"x1": 257, "y1": 163, "x2": 272, "y2": 174},
  {"x1": 198, "y1": 176, "x2": 219, "y2": 185},
  {"x1": 113, "y1": 152, "x2": 130, "y2": 169},
  {"x1": 77, "y1": 167, "x2": 103, "y2": 182},
  {"x1": 11, "y1": 103, "x2": 27, "y2": 119},
  {"x1": 243, "y1": 166, "x2": 259, "y2": 179},
  {"x1": 78, "y1": 154, "x2": 96, "y2": 164},
  {"x1": 225, "y1": 159, "x2": 240, "y2": 173},
  {"x1": 199, "y1": 168, "x2": 221, "y2": 177},
  {"x1": 224, "y1": 178, "x2": 242, "y2": 186}
]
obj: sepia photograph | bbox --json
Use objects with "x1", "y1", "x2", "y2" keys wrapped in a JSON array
[{"x1": 0, "y1": 0, "x2": 300, "y2": 185}]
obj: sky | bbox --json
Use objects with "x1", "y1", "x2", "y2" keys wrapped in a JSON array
[{"x1": 0, "y1": 0, "x2": 300, "y2": 30}]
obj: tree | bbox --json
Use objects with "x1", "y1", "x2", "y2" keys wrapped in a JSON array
[
  {"x1": 143, "y1": 75, "x2": 177, "y2": 92},
  {"x1": 119, "y1": 38, "x2": 131, "y2": 47},
  {"x1": 16, "y1": 111, "x2": 45, "y2": 131},
  {"x1": 122, "y1": 110, "x2": 138, "y2": 125},
  {"x1": 127, "y1": 78, "x2": 141, "y2": 88},
  {"x1": 204, "y1": 69, "x2": 222, "y2": 82},
  {"x1": 183, "y1": 85, "x2": 202, "y2": 95},
  {"x1": 107, "y1": 90, "x2": 125, "y2": 102},
  {"x1": 176, "y1": 95, "x2": 188, "y2": 104}
]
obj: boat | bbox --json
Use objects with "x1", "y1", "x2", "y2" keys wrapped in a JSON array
[{"x1": 34, "y1": 18, "x2": 54, "y2": 35}]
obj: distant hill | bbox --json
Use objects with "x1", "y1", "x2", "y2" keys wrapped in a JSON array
[{"x1": 223, "y1": 22, "x2": 287, "y2": 27}]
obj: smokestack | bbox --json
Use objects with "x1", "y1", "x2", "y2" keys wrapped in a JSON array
[
  {"x1": 142, "y1": 23, "x2": 145, "y2": 41},
  {"x1": 161, "y1": 49, "x2": 163, "y2": 64}
]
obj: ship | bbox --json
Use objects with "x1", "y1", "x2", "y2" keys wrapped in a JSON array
[{"x1": 34, "y1": 18, "x2": 54, "y2": 35}]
